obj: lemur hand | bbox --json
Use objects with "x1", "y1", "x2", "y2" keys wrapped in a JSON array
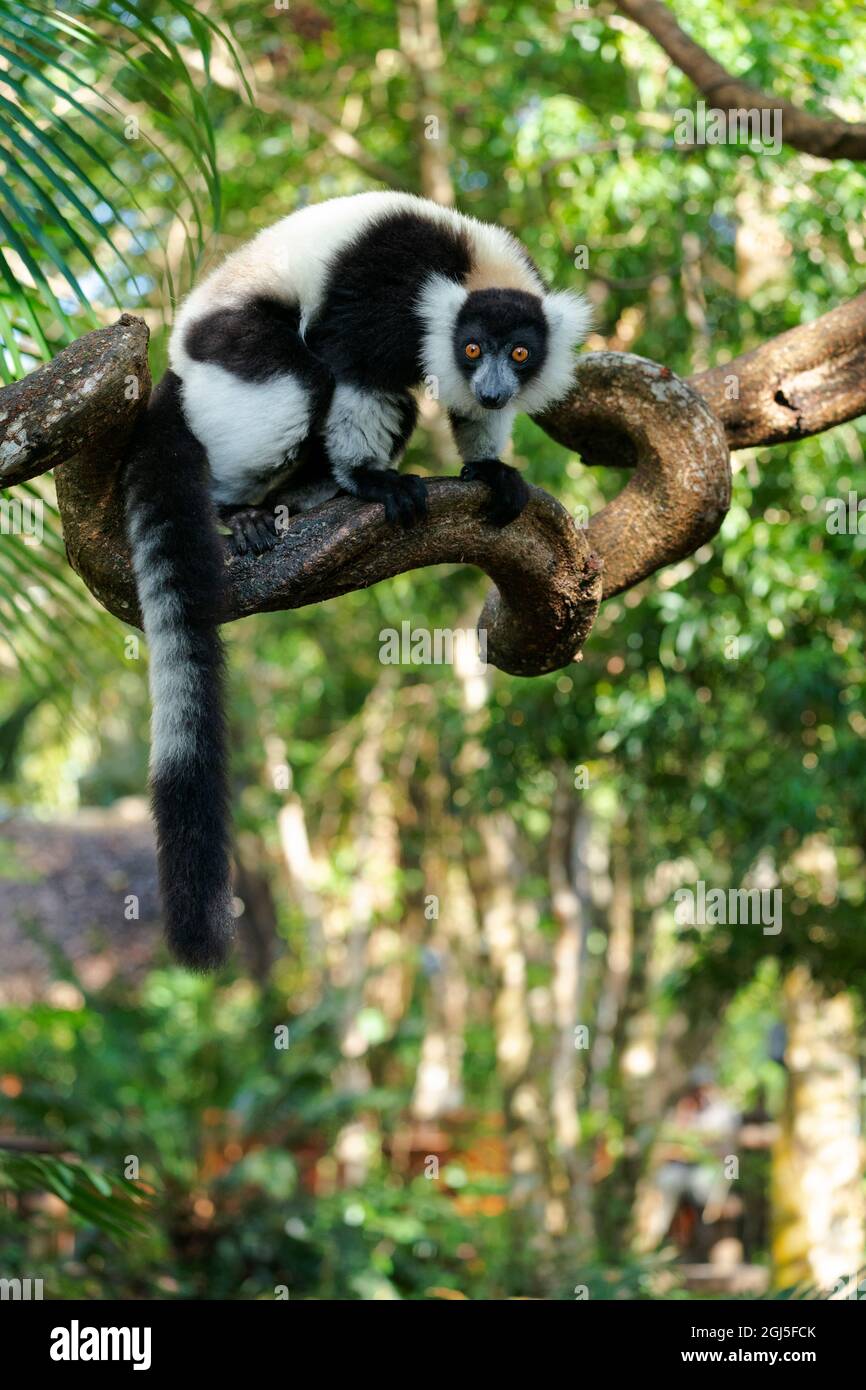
[
  {"x1": 460, "y1": 458, "x2": 529, "y2": 527},
  {"x1": 348, "y1": 466, "x2": 428, "y2": 528}
]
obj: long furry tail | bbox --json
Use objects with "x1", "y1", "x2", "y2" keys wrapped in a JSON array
[{"x1": 124, "y1": 370, "x2": 234, "y2": 970}]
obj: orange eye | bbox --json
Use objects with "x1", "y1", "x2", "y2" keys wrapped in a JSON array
[
  {"x1": 465, "y1": 342, "x2": 481, "y2": 360},
  {"x1": 511, "y1": 346, "x2": 529, "y2": 363}
]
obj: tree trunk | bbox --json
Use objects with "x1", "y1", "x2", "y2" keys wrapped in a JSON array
[
  {"x1": 547, "y1": 767, "x2": 595, "y2": 1252},
  {"x1": 771, "y1": 966, "x2": 864, "y2": 1293},
  {"x1": 412, "y1": 738, "x2": 472, "y2": 1120}
]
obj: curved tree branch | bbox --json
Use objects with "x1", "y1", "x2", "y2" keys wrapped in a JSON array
[
  {"x1": 10, "y1": 286, "x2": 865, "y2": 676},
  {"x1": 46, "y1": 326, "x2": 727, "y2": 638},
  {"x1": 0, "y1": 316, "x2": 730, "y2": 674},
  {"x1": 45, "y1": 324, "x2": 729, "y2": 670},
  {"x1": 616, "y1": 0, "x2": 866, "y2": 162},
  {"x1": 539, "y1": 352, "x2": 730, "y2": 598},
  {"x1": 540, "y1": 291, "x2": 866, "y2": 468},
  {"x1": 61, "y1": 461, "x2": 606, "y2": 678}
]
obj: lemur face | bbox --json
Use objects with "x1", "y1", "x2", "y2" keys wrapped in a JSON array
[{"x1": 453, "y1": 289, "x2": 548, "y2": 410}]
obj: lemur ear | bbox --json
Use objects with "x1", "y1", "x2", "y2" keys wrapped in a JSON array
[
  {"x1": 519, "y1": 290, "x2": 592, "y2": 413},
  {"x1": 542, "y1": 289, "x2": 593, "y2": 353}
]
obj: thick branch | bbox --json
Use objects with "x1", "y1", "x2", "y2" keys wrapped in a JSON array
[
  {"x1": 0, "y1": 315, "x2": 150, "y2": 487},
  {"x1": 60, "y1": 462, "x2": 605, "y2": 677},
  {"x1": 44, "y1": 328, "x2": 728, "y2": 666},
  {"x1": 538, "y1": 353, "x2": 730, "y2": 597},
  {"x1": 689, "y1": 292, "x2": 866, "y2": 450},
  {"x1": 616, "y1": 0, "x2": 866, "y2": 162}
]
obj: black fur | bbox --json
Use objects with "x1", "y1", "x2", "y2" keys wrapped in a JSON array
[
  {"x1": 305, "y1": 210, "x2": 471, "y2": 390},
  {"x1": 349, "y1": 467, "x2": 428, "y2": 527},
  {"x1": 185, "y1": 295, "x2": 334, "y2": 395},
  {"x1": 453, "y1": 288, "x2": 548, "y2": 387},
  {"x1": 460, "y1": 457, "x2": 530, "y2": 526},
  {"x1": 325, "y1": 387, "x2": 423, "y2": 523},
  {"x1": 124, "y1": 371, "x2": 234, "y2": 971}
]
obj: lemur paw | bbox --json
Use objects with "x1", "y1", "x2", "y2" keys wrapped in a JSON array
[
  {"x1": 460, "y1": 458, "x2": 530, "y2": 527},
  {"x1": 223, "y1": 506, "x2": 279, "y2": 558},
  {"x1": 349, "y1": 467, "x2": 428, "y2": 529}
]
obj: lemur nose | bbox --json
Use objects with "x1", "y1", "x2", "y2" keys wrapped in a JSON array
[{"x1": 479, "y1": 391, "x2": 506, "y2": 409}]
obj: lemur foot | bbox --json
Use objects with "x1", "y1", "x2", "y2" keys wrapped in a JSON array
[
  {"x1": 349, "y1": 467, "x2": 428, "y2": 528},
  {"x1": 460, "y1": 458, "x2": 529, "y2": 527},
  {"x1": 223, "y1": 506, "x2": 279, "y2": 558}
]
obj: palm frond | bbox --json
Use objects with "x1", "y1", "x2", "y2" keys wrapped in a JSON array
[{"x1": 0, "y1": 0, "x2": 248, "y2": 707}]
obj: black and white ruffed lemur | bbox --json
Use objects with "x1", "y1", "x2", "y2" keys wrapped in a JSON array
[{"x1": 124, "y1": 191, "x2": 591, "y2": 969}]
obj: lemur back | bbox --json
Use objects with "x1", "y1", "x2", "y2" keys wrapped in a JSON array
[
  {"x1": 168, "y1": 192, "x2": 550, "y2": 509},
  {"x1": 125, "y1": 191, "x2": 590, "y2": 968}
]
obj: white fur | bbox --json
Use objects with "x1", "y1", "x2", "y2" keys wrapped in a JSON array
[
  {"x1": 171, "y1": 192, "x2": 471, "y2": 370},
  {"x1": 418, "y1": 277, "x2": 590, "y2": 421},
  {"x1": 170, "y1": 191, "x2": 548, "y2": 372},
  {"x1": 179, "y1": 363, "x2": 313, "y2": 506},
  {"x1": 416, "y1": 274, "x2": 479, "y2": 417},
  {"x1": 324, "y1": 383, "x2": 407, "y2": 486},
  {"x1": 148, "y1": 625, "x2": 201, "y2": 768}
]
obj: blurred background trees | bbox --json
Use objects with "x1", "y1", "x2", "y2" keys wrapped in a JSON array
[{"x1": 1, "y1": 0, "x2": 865, "y2": 1299}]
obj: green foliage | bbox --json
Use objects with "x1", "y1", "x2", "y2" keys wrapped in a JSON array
[
  {"x1": 0, "y1": 0, "x2": 246, "y2": 702},
  {"x1": 0, "y1": 977, "x2": 507, "y2": 1298}
]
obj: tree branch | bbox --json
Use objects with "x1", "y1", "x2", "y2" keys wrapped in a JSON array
[
  {"x1": 616, "y1": 0, "x2": 866, "y2": 162},
  {"x1": 62, "y1": 460, "x2": 606, "y2": 678},
  {"x1": 9, "y1": 287, "x2": 864, "y2": 676},
  {"x1": 0, "y1": 315, "x2": 150, "y2": 488},
  {"x1": 540, "y1": 292, "x2": 866, "y2": 468},
  {"x1": 2, "y1": 317, "x2": 731, "y2": 674},
  {"x1": 689, "y1": 292, "x2": 866, "y2": 450},
  {"x1": 536, "y1": 352, "x2": 729, "y2": 598}
]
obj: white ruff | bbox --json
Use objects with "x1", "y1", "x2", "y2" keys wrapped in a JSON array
[
  {"x1": 418, "y1": 277, "x2": 591, "y2": 418},
  {"x1": 416, "y1": 275, "x2": 480, "y2": 416},
  {"x1": 517, "y1": 291, "x2": 593, "y2": 413}
]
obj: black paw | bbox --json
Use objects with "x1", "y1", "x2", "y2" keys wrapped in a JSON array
[
  {"x1": 223, "y1": 506, "x2": 279, "y2": 558},
  {"x1": 350, "y1": 467, "x2": 428, "y2": 529},
  {"x1": 460, "y1": 458, "x2": 530, "y2": 527}
]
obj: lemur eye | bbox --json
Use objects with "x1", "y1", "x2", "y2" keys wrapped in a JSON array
[
  {"x1": 511, "y1": 346, "x2": 529, "y2": 363},
  {"x1": 465, "y1": 342, "x2": 481, "y2": 360}
]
